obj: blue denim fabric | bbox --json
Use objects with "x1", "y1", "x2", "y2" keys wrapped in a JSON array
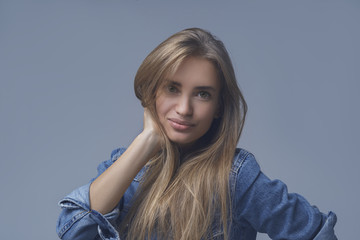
[{"x1": 57, "y1": 148, "x2": 337, "y2": 240}]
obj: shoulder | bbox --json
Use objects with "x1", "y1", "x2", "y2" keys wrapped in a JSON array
[
  {"x1": 231, "y1": 148, "x2": 260, "y2": 175},
  {"x1": 230, "y1": 148, "x2": 261, "y2": 198},
  {"x1": 94, "y1": 147, "x2": 127, "y2": 176}
]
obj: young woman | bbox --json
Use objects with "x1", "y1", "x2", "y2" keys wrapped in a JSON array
[{"x1": 57, "y1": 28, "x2": 337, "y2": 240}]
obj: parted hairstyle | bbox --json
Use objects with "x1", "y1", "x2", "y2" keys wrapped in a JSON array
[{"x1": 120, "y1": 28, "x2": 247, "y2": 240}]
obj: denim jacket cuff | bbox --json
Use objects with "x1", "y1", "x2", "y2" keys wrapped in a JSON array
[
  {"x1": 57, "y1": 183, "x2": 121, "y2": 240},
  {"x1": 313, "y1": 211, "x2": 337, "y2": 240},
  {"x1": 90, "y1": 210, "x2": 120, "y2": 240}
]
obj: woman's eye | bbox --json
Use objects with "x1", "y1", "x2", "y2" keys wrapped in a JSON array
[
  {"x1": 198, "y1": 91, "x2": 211, "y2": 99},
  {"x1": 167, "y1": 85, "x2": 178, "y2": 93}
]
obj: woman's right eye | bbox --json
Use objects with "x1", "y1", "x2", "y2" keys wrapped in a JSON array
[{"x1": 167, "y1": 85, "x2": 178, "y2": 93}]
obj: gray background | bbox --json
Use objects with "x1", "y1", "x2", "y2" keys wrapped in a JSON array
[{"x1": 1, "y1": 0, "x2": 359, "y2": 239}]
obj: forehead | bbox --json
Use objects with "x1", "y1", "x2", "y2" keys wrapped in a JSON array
[{"x1": 165, "y1": 57, "x2": 220, "y2": 89}]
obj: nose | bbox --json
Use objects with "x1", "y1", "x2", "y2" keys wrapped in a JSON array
[{"x1": 175, "y1": 95, "x2": 193, "y2": 117}]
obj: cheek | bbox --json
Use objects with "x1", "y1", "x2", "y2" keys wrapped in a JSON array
[
  {"x1": 199, "y1": 104, "x2": 218, "y2": 121},
  {"x1": 155, "y1": 96, "x2": 171, "y2": 118}
]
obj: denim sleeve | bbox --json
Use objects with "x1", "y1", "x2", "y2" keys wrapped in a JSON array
[
  {"x1": 233, "y1": 153, "x2": 337, "y2": 240},
  {"x1": 56, "y1": 148, "x2": 126, "y2": 240}
]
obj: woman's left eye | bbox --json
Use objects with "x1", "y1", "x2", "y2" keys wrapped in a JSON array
[{"x1": 197, "y1": 91, "x2": 211, "y2": 99}]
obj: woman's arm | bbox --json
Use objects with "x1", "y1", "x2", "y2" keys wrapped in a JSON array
[
  {"x1": 232, "y1": 151, "x2": 337, "y2": 239},
  {"x1": 89, "y1": 109, "x2": 162, "y2": 214},
  {"x1": 57, "y1": 109, "x2": 162, "y2": 239}
]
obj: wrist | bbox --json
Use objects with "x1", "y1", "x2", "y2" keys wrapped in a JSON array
[{"x1": 136, "y1": 130, "x2": 162, "y2": 155}]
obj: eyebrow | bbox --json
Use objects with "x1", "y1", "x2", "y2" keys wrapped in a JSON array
[{"x1": 167, "y1": 81, "x2": 217, "y2": 92}]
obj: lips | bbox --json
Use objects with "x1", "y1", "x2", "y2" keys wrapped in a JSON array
[{"x1": 168, "y1": 118, "x2": 195, "y2": 131}]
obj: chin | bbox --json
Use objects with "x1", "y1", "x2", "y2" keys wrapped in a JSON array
[
  {"x1": 171, "y1": 139, "x2": 193, "y2": 146},
  {"x1": 169, "y1": 136, "x2": 196, "y2": 147}
]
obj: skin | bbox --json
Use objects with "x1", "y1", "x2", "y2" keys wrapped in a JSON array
[
  {"x1": 89, "y1": 57, "x2": 221, "y2": 214},
  {"x1": 89, "y1": 109, "x2": 161, "y2": 214},
  {"x1": 156, "y1": 57, "x2": 220, "y2": 149}
]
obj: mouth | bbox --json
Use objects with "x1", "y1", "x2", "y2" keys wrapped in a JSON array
[{"x1": 168, "y1": 118, "x2": 195, "y2": 131}]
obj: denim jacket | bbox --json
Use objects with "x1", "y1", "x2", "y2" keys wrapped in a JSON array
[{"x1": 57, "y1": 148, "x2": 337, "y2": 240}]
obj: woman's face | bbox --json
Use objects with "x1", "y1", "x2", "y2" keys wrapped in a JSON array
[{"x1": 156, "y1": 57, "x2": 221, "y2": 148}]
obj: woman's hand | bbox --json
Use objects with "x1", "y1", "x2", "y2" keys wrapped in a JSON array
[
  {"x1": 89, "y1": 108, "x2": 163, "y2": 215},
  {"x1": 141, "y1": 108, "x2": 163, "y2": 156}
]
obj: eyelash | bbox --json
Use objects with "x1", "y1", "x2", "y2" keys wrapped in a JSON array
[
  {"x1": 197, "y1": 91, "x2": 211, "y2": 99},
  {"x1": 166, "y1": 85, "x2": 212, "y2": 100},
  {"x1": 167, "y1": 85, "x2": 179, "y2": 93}
]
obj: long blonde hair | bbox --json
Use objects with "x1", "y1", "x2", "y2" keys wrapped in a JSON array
[{"x1": 121, "y1": 28, "x2": 247, "y2": 239}]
